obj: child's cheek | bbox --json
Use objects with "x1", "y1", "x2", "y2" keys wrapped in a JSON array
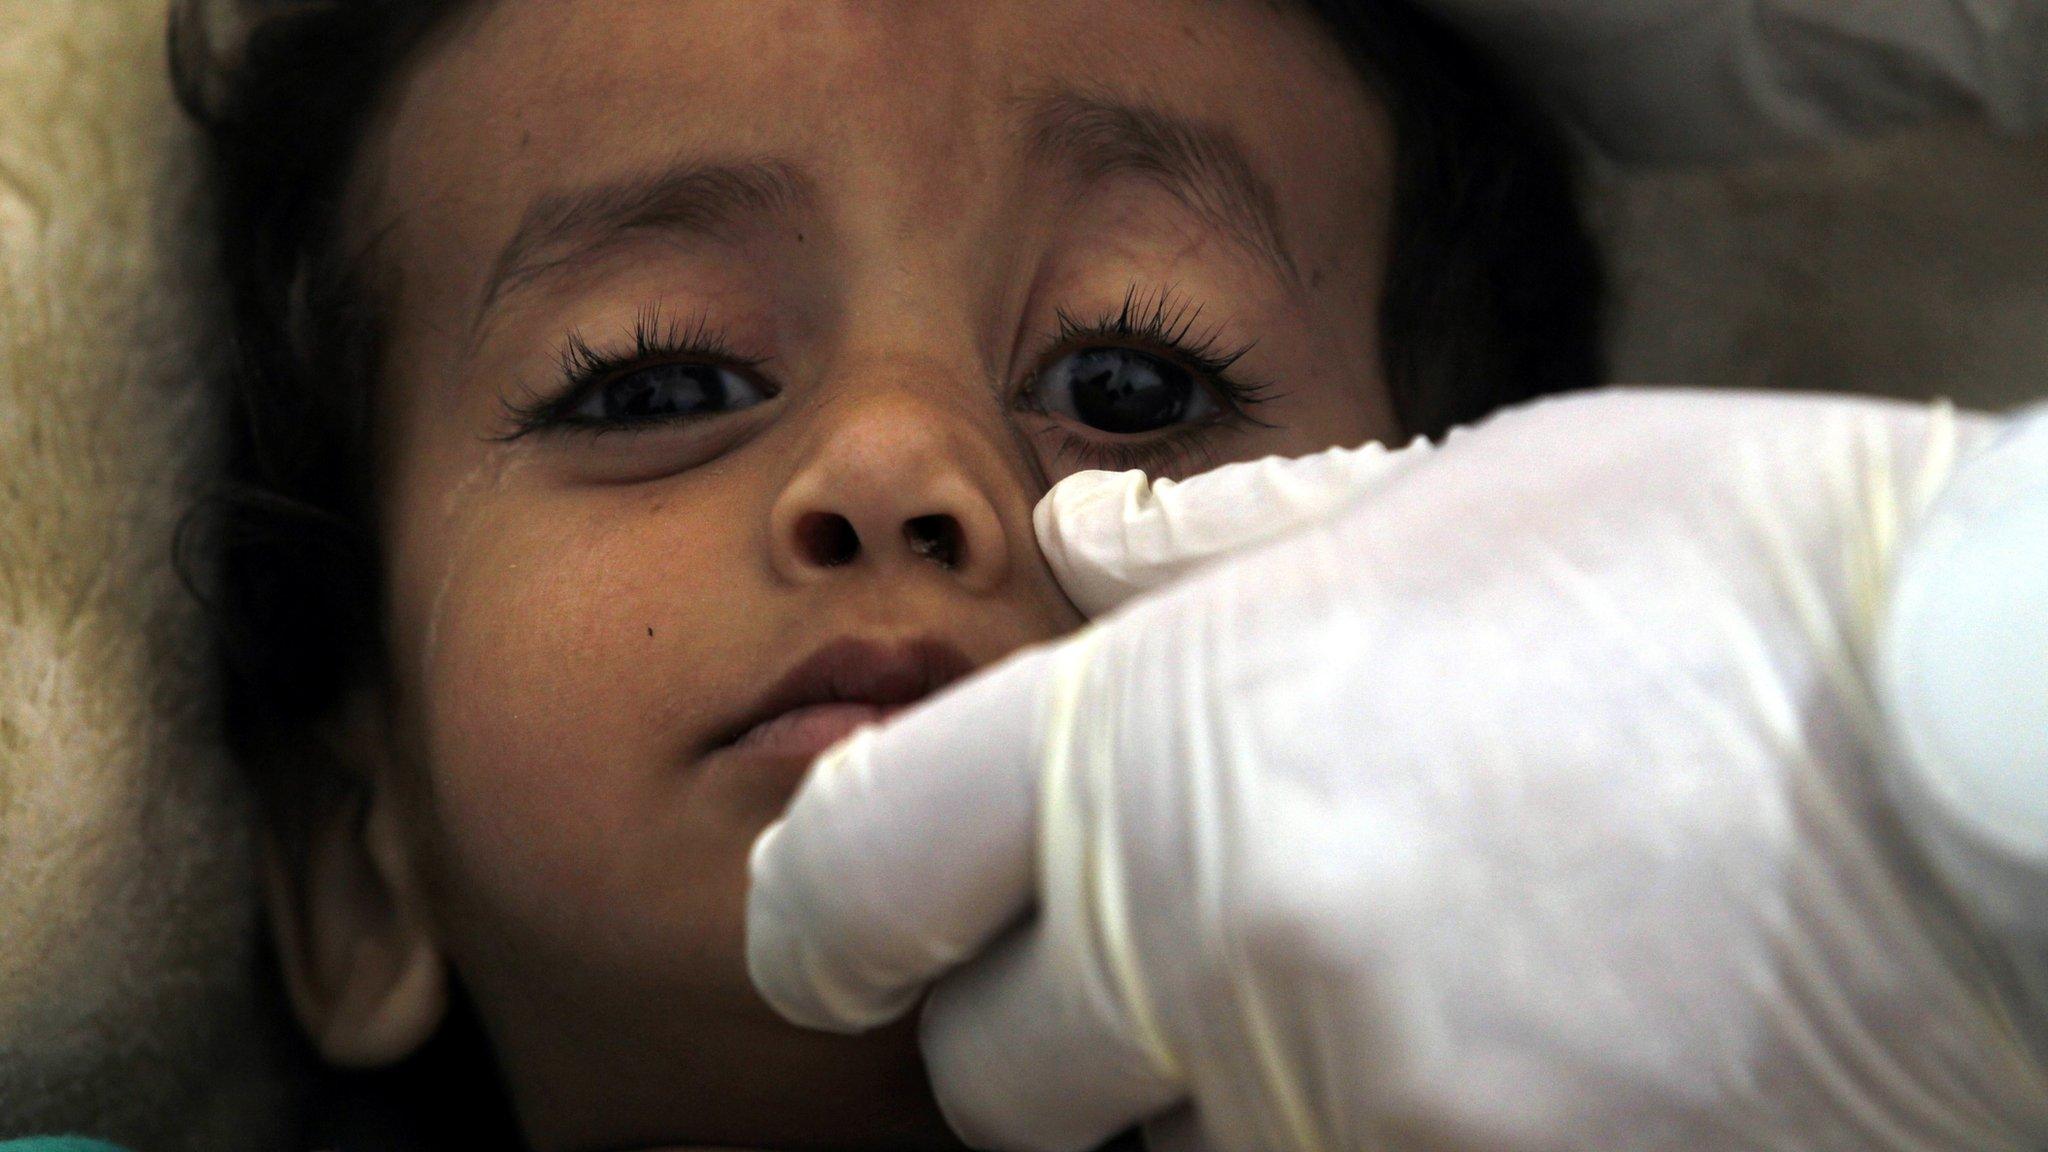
[{"x1": 382, "y1": 458, "x2": 777, "y2": 979}]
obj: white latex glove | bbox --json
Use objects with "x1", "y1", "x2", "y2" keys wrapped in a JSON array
[
  {"x1": 1411, "y1": 0, "x2": 2048, "y2": 163},
  {"x1": 749, "y1": 388, "x2": 2048, "y2": 1152},
  {"x1": 1030, "y1": 437, "x2": 1435, "y2": 618}
]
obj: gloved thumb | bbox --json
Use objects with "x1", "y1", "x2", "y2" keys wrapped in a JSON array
[{"x1": 1033, "y1": 437, "x2": 1432, "y2": 616}]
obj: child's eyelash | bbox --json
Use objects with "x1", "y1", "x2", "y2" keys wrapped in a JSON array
[
  {"x1": 1049, "y1": 284, "x2": 1258, "y2": 386},
  {"x1": 560, "y1": 306, "x2": 755, "y2": 387},
  {"x1": 495, "y1": 306, "x2": 762, "y2": 441},
  {"x1": 1027, "y1": 427, "x2": 1234, "y2": 476},
  {"x1": 494, "y1": 287, "x2": 1280, "y2": 465}
]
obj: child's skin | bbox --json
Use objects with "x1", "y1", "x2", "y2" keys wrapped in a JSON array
[{"x1": 284, "y1": 1, "x2": 1400, "y2": 1148}]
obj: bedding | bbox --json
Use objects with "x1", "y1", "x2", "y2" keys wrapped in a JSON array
[
  {"x1": 1599, "y1": 119, "x2": 2048, "y2": 411},
  {"x1": 0, "y1": 2, "x2": 292, "y2": 1149}
]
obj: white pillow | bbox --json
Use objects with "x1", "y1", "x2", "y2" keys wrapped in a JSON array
[
  {"x1": 0, "y1": 2, "x2": 291, "y2": 1148},
  {"x1": 1596, "y1": 120, "x2": 2048, "y2": 413},
  {"x1": 1422, "y1": 0, "x2": 2048, "y2": 163}
]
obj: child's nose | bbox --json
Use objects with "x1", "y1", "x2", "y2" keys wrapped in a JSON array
[{"x1": 768, "y1": 391, "x2": 1019, "y2": 595}]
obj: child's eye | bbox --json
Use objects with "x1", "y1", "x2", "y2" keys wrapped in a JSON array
[
  {"x1": 1031, "y1": 346, "x2": 1220, "y2": 435},
  {"x1": 564, "y1": 361, "x2": 770, "y2": 427},
  {"x1": 497, "y1": 309, "x2": 776, "y2": 440},
  {"x1": 1012, "y1": 286, "x2": 1279, "y2": 474}
]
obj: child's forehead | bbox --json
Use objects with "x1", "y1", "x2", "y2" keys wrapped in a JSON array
[
  {"x1": 347, "y1": 0, "x2": 1391, "y2": 369},
  {"x1": 358, "y1": 0, "x2": 1381, "y2": 228}
]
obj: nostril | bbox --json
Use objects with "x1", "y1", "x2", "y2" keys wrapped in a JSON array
[
  {"x1": 904, "y1": 514, "x2": 964, "y2": 571},
  {"x1": 796, "y1": 512, "x2": 861, "y2": 568}
]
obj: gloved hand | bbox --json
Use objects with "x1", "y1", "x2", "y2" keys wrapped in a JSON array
[
  {"x1": 748, "y1": 388, "x2": 2048, "y2": 1151},
  {"x1": 1409, "y1": 0, "x2": 2048, "y2": 162}
]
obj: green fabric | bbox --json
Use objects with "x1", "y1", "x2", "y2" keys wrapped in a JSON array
[{"x1": 0, "y1": 1140, "x2": 133, "y2": 1152}]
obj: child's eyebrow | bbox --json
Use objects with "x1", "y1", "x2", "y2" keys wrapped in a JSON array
[
  {"x1": 1019, "y1": 85, "x2": 1303, "y2": 292},
  {"x1": 471, "y1": 157, "x2": 813, "y2": 338},
  {"x1": 465, "y1": 88, "x2": 1304, "y2": 346}
]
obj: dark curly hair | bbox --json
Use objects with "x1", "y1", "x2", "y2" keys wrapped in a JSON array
[{"x1": 174, "y1": 0, "x2": 1604, "y2": 840}]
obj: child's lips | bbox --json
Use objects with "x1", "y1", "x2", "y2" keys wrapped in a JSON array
[
  {"x1": 709, "y1": 635, "x2": 976, "y2": 763},
  {"x1": 732, "y1": 700, "x2": 904, "y2": 760}
]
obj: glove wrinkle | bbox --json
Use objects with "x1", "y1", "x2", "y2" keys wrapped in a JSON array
[{"x1": 1053, "y1": 628, "x2": 1178, "y2": 1082}]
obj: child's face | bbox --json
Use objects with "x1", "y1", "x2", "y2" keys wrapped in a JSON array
[{"x1": 325, "y1": 1, "x2": 1396, "y2": 1147}]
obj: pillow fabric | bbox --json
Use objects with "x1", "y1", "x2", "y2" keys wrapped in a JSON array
[
  {"x1": 0, "y1": 2, "x2": 292, "y2": 1148},
  {"x1": 1424, "y1": 0, "x2": 2048, "y2": 164},
  {"x1": 1597, "y1": 119, "x2": 2048, "y2": 413}
]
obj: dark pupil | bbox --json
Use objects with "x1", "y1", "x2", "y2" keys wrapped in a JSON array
[
  {"x1": 1067, "y1": 348, "x2": 1192, "y2": 435},
  {"x1": 608, "y1": 364, "x2": 724, "y2": 419}
]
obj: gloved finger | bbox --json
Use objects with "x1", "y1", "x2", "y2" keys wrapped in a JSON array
[
  {"x1": 1033, "y1": 438, "x2": 1429, "y2": 616},
  {"x1": 920, "y1": 919, "x2": 1185, "y2": 1152},
  {"x1": 746, "y1": 638, "x2": 1083, "y2": 1033},
  {"x1": 918, "y1": 782, "x2": 1405, "y2": 1152}
]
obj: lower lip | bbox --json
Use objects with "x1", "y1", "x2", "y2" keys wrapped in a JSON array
[{"x1": 732, "y1": 702, "x2": 896, "y2": 760}]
